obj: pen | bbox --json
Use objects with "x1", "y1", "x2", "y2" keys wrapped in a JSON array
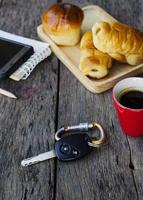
[{"x1": 0, "y1": 88, "x2": 17, "y2": 99}]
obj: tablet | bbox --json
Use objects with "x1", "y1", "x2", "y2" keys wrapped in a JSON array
[{"x1": 0, "y1": 37, "x2": 34, "y2": 79}]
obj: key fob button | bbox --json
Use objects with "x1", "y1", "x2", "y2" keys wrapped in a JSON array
[
  {"x1": 72, "y1": 149, "x2": 79, "y2": 156},
  {"x1": 60, "y1": 144, "x2": 71, "y2": 154}
]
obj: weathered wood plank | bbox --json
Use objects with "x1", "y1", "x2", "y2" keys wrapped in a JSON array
[
  {"x1": 55, "y1": 0, "x2": 143, "y2": 199},
  {"x1": 0, "y1": 0, "x2": 143, "y2": 200},
  {"x1": 0, "y1": 1, "x2": 58, "y2": 200},
  {"x1": 119, "y1": 1, "x2": 143, "y2": 199},
  {"x1": 56, "y1": 71, "x2": 138, "y2": 200}
]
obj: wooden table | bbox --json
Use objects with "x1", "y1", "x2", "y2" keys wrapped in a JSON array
[{"x1": 0, "y1": 0, "x2": 143, "y2": 199}]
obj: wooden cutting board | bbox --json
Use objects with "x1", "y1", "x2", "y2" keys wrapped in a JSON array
[{"x1": 37, "y1": 5, "x2": 143, "y2": 93}]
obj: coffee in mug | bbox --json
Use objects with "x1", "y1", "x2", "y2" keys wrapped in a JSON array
[
  {"x1": 113, "y1": 77, "x2": 143, "y2": 137},
  {"x1": 119, "y1": 90, "x2": 143, "y2": 109}
]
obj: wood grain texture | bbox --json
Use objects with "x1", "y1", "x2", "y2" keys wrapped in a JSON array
[
  {"x1": 0, "y1": 0, "x2": 58, "y2": 200},
  {"x1": 55, "y1": 0, "x2": 143, "y2": 200},
  {"x1": 0, "y1": 0, "x2": 143, "y2": 200}
]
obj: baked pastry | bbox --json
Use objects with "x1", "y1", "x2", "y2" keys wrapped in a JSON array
[
  {"x1": 42, "y1": 3, "x2": 84, "y2": 46},
  {"x1": 92, "y1": 21, "x2": 143, "y2": 65},
  {"x1": 79, "y1": 31, "x2": 112, "y2": 79}
]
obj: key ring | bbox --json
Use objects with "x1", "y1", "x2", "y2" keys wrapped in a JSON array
[{"x1": 55, "y1": 121, "x2": 106, "y2": 148}]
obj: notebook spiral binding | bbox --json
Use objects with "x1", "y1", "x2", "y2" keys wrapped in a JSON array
[
  {"x1": 22, "y1": 47, "x2": 51, "y2": 79},
  {"x1": 10, "y1": 47, "x2": 51, "y2": 81}
]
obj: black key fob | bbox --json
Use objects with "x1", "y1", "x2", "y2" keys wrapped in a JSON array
[{"x1": 54, "y1": 133, "x2": 92, "y2": 161}]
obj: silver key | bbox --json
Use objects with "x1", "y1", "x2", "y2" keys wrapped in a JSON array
[{"x1": 21, "y1": 150, "x2": 56, "y2": 167}]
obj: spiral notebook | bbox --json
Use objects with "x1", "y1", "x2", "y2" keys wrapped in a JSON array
[{"x1": 0, "y1": 30, "x2": 51, "y2": 81}]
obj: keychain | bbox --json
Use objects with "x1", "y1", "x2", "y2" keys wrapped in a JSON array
[{"x1": 21, "y1": 121, "x2": 106, "y2": 167}]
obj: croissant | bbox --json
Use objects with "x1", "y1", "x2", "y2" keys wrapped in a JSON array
[
  {"x1": 92, "y1": 21, "x2": 143, "y2": 65},
  {"x1": 79, "y1": 31, "x2": 112, "y2": 79}
]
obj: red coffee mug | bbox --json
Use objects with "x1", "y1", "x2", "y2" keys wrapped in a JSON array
[{"x1": 113, "y1": 77, "x2": 143, "y2": 137}]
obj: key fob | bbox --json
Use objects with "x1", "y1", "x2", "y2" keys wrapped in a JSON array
[{"x1": 54, "y1": 133, "x2": 92, "y2": 161}]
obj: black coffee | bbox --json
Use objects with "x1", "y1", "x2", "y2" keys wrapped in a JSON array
[{"x1": 119, "y1": 90, "x2": 143, "y2": 109}]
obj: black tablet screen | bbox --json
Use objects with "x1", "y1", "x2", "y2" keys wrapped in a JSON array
[{"x1": 0, "y1": 38, "x2": 23, "y2": 67}]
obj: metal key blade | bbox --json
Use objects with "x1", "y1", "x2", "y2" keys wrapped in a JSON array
[{"x1": 21, "y1": 150, "x2": 56, "y2": 167}]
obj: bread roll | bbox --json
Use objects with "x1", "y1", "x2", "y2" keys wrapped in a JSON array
[
  {"x1": 42, "y1": 3, "x2": 84, "y2": 46},
  {"x1": 92, "y1": 21, "x2": 143, "y2": 65},
  {"x1": 79, "y1": 31, "x2": 112, "y2": 79}
]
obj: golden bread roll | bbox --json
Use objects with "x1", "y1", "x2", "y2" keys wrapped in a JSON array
[
  {"x1": 79, "y1": 31, "x2": 112, "y2": 79},
  {"x1": 42, "y1": 3, "x2": 84, "y2": 46},
  {"x1": 92, "y1": 21, "x2": 143, "y2": 65}
]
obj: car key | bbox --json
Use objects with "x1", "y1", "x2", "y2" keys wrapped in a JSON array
[
  {"x1": 21, "y1": 121, "x2": 106, "y2": 167},
  {"x1": 21, "y1": 133, "x2": 92, "y2": 167}
]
